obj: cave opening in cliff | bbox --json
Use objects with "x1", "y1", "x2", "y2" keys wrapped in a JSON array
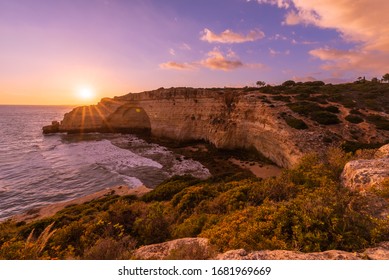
[{"x1": 106, "y1": 105, "x2": 152, "y2": 135}]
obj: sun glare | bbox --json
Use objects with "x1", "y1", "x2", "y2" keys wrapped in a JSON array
[{"x1": 78, "y1": 87, "x2": 95, "y2": 101}]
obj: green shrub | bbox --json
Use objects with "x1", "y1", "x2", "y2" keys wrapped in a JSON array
[
  {"x1": 341, "y1": 141, "x2": 385, "y2": 153},
  {"x1": 142, "y1": 175, "x2": 198, "y2": 202},
  {"x1": 310, "y1": 111, "x2": 341, "y2": 125},
  {"x1": 367, "y1": 114, "x2": 389, "y2": 130},
  {"x1": 282, "y1": 80, "x2": 296, "y2": 87},
  {"x1": 132, "y1": 202, "x2": 172, "y2": 245},
  {"x1": 272, "y1": 95, "x2": 291, "y2": 102},
  {"x1": 283, "y1": 115, "x2": 308, "y2": 129},
  {"x1": 173, "y1": 214, "x2": 213, "y2": 238},
  {"x1": 324, "y1": 106, "x2": 340, "y2": 113},
  {"x1": 371, "y1": 179, "x2": 389, "y2": 200},
  {"x1": 304, "y1": 81, "x2": 325, "y2": 86},
  {"x1": 350, "y1": 109, "x2": 364, "y2": 115},
  {"x1": 202, "y1": 179, "x2": 378, "y2": 252},
  {"x1": 83, "y1": 236, "x2": 135, "y2": 260},
  {"x1": 345, "y1": 114, "x2": 364, "y2": 124},
  {"x1": 287, "y1": 101, "x2": 322, "y2": 116}
]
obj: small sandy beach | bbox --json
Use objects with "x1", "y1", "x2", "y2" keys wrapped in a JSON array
[{"x1": 229, "y1": 158, "x2": 282, "y2": 178}]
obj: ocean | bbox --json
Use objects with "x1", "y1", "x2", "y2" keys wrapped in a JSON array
[{"x1": 0, "y1": 105, "x2": 210, "y2": 220}]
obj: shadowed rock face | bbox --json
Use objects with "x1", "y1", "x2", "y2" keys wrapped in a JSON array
[{"x1": 105, "y1": 105, "x2": 151, "y2": 134}]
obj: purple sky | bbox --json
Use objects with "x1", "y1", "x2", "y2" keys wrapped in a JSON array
[{"x1": 1, "y1": 0, "x2": 388, "y2": 105}]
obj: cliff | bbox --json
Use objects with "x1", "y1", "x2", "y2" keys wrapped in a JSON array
[{"x1": 43, "y1": 86, "x2": 389, "y2": 168}]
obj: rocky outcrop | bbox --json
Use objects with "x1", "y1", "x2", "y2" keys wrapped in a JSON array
[
  {"x1": 43, "y1": 88, "x2": 306, "y2": 167},
  {"x1": 133, "y1": 238, "x2": 389, "y2": 260},
  {"x1": 42, "y1": 87, "x2": 389, "y2": 168},
  {"x1": 342, "y1": 144, "x2": 389, "y2": 192},
  {"x1": 217, "y1": 242, "x2": 389, "y2": 260},
  {"x1": 42, "y1": 121, "x2": 60, "y2": 134},
  {"x1": 134, "y1": 238, "x2": 212, "y2": 260}
]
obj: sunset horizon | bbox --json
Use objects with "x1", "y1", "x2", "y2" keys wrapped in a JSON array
[
  {"x1": 1, "y1": 0, "x2": 389, "y2": 267},
  {"x1": 1, "y1": 0, "x2": 388, "y2": 105}
]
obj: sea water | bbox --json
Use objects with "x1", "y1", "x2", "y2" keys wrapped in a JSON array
[{"x1": 0, "y1": 105, "x2": 210, "y2": 220}]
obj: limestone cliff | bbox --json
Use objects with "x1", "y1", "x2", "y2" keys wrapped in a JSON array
[{"x1": 43, "y1": 87, "x2": 389, "y2": 168}]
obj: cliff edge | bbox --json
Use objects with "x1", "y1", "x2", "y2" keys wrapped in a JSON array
[{"x1": 43, "y1": 87, "x2": 389, "y2": 168}]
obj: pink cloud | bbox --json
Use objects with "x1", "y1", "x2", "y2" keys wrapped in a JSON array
[
  {"x1": 160, "y1": 48, "x2": 265, "y2": 72},
  {"x1": 200, "y1": 28, "x2": 265, "y2": 44},
  {"x1": 254, "y1": 0, "x2": 290, "y2": 9},
  {"x1": 201, "y1": 48, "x2": 244, "y2": 70},
  {"x1": 159, "y1": 61, "x2": 196, "y2": 70},
  {"x1": 309, "y1": 47, "x2": 389, "y2": 75},
  {"x1": 270, "y1": 0, "x2": 389, "y2": 75}
]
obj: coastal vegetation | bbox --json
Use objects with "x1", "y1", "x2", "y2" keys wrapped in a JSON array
[{"x1": 0, "y1": 147, "x2": 388, "y2": 259}]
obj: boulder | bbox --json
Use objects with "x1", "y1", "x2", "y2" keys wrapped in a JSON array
[
  {"x1": 341, "y1": 144, "x2": 389, "y2": 192},
  {"x1": 134, "y1": 238, "x2": 213, "y2": 260}
]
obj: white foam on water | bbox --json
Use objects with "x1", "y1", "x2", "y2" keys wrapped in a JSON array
[
  {"x1": 44, "y1": 139, "x2": 163, "y2": 170},
  {"x1": 117, "y1": 136, "x2": 212, "y2": 180}
]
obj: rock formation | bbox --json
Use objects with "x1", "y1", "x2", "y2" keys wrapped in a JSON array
[
  {"x1": 43, "y1": 87, "x2": 389, "y2": 168},
  {"x1": 133, "y1": 237, "x2": 389, "y2": 260},
  {"x1": 342, "y1": 144, "x2": 389, "y2": 192}
]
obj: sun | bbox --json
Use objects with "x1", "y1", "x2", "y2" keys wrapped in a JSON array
[{"x1": 78, "y1": 87, "x2": 95, "y2": 101}]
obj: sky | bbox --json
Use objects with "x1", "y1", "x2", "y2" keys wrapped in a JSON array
[{"x1": 1, "y1": 0, "x2": 388, "y2": 105}]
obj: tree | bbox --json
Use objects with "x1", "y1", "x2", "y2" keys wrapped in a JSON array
[
  {"x1": 371, "y1": 77, "x2": 379, "y2": 83},
  {"x1": 382, "y1": 73, "x2": 389, "y2": 83},
  {"x1": 282, "y1": 80, "x2": 296, "y2": 87},
  {"x1": 256, "y1": 81, "x2": 266, "y2": 87},
  {"x1": 356, "y1": 76, "x2": 366, "y2": 83}
]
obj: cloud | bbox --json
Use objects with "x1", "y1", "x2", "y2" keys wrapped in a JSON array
[
  {"x1": 161, "y1": 48, "x2": 264, "y2": 71},
  {"x1": 269, "y1": 48, "x2": 290, "y2": 56},
  {"x1": 201, "y1": 48, "x2": 244, "y2": 70},
  {"x1": 200, "y1": 28, "x2": 265, "y2": 44},
  {"x1": 287, "y1": 0, "x2": 389, "y2": 51},
  {"x1": 291, "y1": 39, "x2": 317, "y2": 45},
  {"x1": 180, "y1": 43, "x2": 191, "y2": 50},
  {"x1": 269, "y1": 34, "x2": 288, "y2": 41},
  {"x1": 159, "y1": 61, "x2": 195, "y2": 70},
  {"x1": 253, "y1": 0, "x2": 290, "y2": 8},
  {"x1": 309, "y1": 47, "x2": 389, "y2": 75},
  {"x1": 169, "y1": 48, "x2": 176, "y2": 56},
  {"x1": 283, "y1": 9, "x2": 320, "y2": 26},
  {"x1": 259, "y1": 0, "x2": 389, "y2": 75}
]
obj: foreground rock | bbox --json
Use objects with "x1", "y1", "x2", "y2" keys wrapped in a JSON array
[
  {"x1": 134, "y1": 238, "x2": 212, "y2": 260},
  {"x1": 133, "y1": 238, "x2": 389, "y2": 260},
  {"x1": 342, "y1": 144, "x2": 389, "y2": 192}
]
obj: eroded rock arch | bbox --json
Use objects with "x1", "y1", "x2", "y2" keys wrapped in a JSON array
[{"x1": 106, "y1": 105, "x2": 151, "y2": 134}]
